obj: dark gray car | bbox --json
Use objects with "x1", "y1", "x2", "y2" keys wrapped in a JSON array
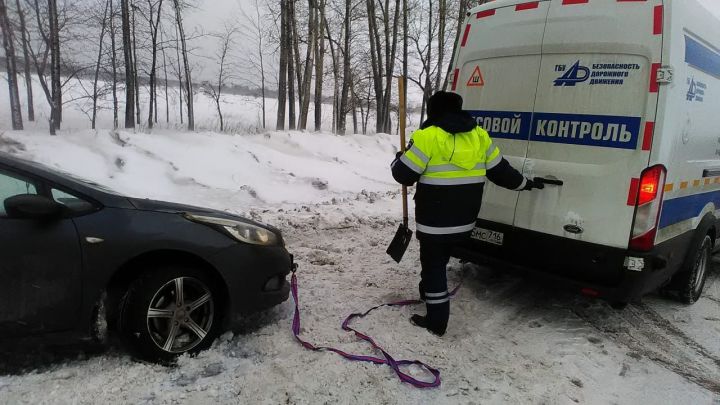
[{"x1": 0, "y1": 152, "x2": 293, "y2": 361}]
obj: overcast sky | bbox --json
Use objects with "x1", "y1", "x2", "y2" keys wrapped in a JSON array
[{"x1": 185, "y1": 0, "x2": 720, "y2": 82}]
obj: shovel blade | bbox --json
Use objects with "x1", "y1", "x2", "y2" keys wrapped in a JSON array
[{"x1": 386, "y1": 223, "x2": 413, "y2": 263}]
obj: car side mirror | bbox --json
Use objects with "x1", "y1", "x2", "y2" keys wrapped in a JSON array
[{"x1": 4, "y1": 194, "x2": 64, "y2": 220}]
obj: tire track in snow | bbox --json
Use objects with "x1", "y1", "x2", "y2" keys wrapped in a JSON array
[{"x1": 571, "y1": 301, "x2": 720, "y2": 394}]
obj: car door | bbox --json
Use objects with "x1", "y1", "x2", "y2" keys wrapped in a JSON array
[{"x1": 0, "y1": 168, "x2": 83, "y2": 338}]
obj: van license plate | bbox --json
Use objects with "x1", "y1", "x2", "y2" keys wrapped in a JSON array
[{"x1": 471, "y1": 227, "x2": 504, "y2": 246}]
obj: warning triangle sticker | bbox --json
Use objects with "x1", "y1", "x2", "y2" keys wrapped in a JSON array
[{"x1": 467, "y1": 66, "x2": 485, "y2": 87}]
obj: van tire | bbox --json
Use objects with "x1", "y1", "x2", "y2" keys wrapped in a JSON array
[{"x1": 672, "y1": 235, "x2": 712, "y2": 305}]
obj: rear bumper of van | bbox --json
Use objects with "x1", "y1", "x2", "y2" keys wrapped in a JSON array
[{"x1": 453, "y1": 220, "x2": 692, "y2": 302}]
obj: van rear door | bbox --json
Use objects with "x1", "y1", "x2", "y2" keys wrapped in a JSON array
[
  {"x1": 513, "y1": 0, "x2": 663, "y2": 248},
  {"x1": 453, "y1": 0, "x2": 551, "y2": 225}
]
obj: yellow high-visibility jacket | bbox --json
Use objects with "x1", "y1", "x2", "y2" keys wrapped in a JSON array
[{"x1": 391, "y1": 112, "x2": 526, "y2": 241}]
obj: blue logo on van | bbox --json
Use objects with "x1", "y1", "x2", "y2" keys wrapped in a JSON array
[
  {"x1": 554, "y1": 61, "x2": 590, "y2": 86},
  {"x1": 687, "y1": 77, "x2": 706, "y2": 102},
  {"x1": 554, "y1": 61, "x2": 640, "y2": 86}
]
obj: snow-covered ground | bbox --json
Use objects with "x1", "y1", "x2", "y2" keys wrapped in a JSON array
[
  {"x1": 1, "y1": 129, "x2": 718, "y2": 405},
  {"x1": 0, "y1": 80, "x2": 719, "y2": 404}
]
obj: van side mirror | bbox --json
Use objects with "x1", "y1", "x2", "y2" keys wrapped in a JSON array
[{"x1": 4, "y1": 194, "x2": 64, "y2": 220}]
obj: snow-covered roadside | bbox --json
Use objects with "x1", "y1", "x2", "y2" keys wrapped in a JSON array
[
  {"x1": 0, "y1": 131, "x2": 718, "y2": 404},
  {"x1": 0, "y1": 129, "x2": 400, "y2": 213},
  {"x1": 0, "y1": 208, "x2": 718, "y2": 405}
]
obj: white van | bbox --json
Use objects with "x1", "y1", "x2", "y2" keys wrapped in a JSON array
[{"x1": 450, "y1": 0, "x2": 720, "y2": 305}]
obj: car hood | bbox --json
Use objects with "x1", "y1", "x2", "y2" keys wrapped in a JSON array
[{"x1": 128, "y1": 198, "x2": 280, "y2": 233}]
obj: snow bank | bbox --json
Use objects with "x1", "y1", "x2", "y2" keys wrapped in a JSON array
[{"x1": 0, "y1": 129, "x2": 400, "y2": 214}]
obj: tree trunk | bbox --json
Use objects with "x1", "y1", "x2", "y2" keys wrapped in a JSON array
[
  {"x1": 109, "y1": 0, "x2": 119, "y2": 129},
  {"x1": 175, "y1": 22, "x2": 183, "y2": 124},
  {"x1": 15, "y1": 0, "x2": 33, "y2": 122},
  {"x1": 255, "y1": 4, "x2": 266, "y2": 129},
  {"x1": 322, "y1": 11, "x2": 338, "y2": 134},
  {"x1": 402, "y1": 0, "x2": 407, "y2": 126},
  {"x1": 48, "y1": 0, "x2": 60, "y2": 133},
  {"x1": 435, "y1": 0, "x2": 445, "y2": 91},
  {"x1": 337, "y1": 0, "x2": 351, "y2": 134},
  {"x1": 443, "y1": 0, "x2": 468, "y2": 90},
  {"x1": 313, "y1": 0, "x2": 325, "y2": 131},
  {"x1": 161, "y1": 29, "x2": 169, "y2": 124},
  {"x1": 276, "y1": 0, "x2": 288, "y2": 130},
  {"x1": 121, "y1": 0, "x2": 135, "y2": 128},
  {"x1": 173, "y1": 0, "x2": 193, "y2": 130},
  {"x1": 0, "y1": 0, "x2": 23, "y2": 129},
  {"x1": 380, "y1": 0, "x2": 400, "y2": 133},
  {"x1": 92, "y1": 0, "x2": 110, "y2": 130},
  {"x1": 298, "y1": 0, "x2": 315, "y2": 131},
  {"x1": 148, "y1": 0, "x2": 164, "y2": 129},
  {"x1": 421, "y1": 0, "x2": 432, "y2": 123},
  {"x1": 366, "y1": 0, "x2": 384, "y2": 134},
  {"x1": 131, "y1": 2, "x2": 140, "y2": 125},
  {"x1": 290, "y1": 0, "x2": 302, "y2": 122},
  {"x1": 287, "y1": 0, "x2": 296, "y2": 131},
  {"x1": 351, "y1": 79, "x2": 358, "y2": 134}
]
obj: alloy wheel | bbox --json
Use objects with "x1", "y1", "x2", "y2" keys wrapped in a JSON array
[{"x1": 146, "y1": 277, "x2": 215, "y2": 354}]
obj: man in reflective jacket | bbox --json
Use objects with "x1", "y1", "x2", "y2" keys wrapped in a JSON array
[{"x1": 391, "y1": 91, "x2": 543, "y2": 336}]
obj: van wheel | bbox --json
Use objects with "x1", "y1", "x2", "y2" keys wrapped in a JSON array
[
  {"x1": 672, "y1": 235, "x2": 712, "y2": 305},
  {"x1": 119, "y1": 266, "x2": 223, "y2": 362}
]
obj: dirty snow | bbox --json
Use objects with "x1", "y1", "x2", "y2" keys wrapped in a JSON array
[
  {"x1": 0, "y1": 80, "x2": 718, "y2": 404},
  {"x1": 0, "y1": 129, "x2": 718, "y2": 405}
]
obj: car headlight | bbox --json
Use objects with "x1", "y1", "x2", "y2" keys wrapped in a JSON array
[{"x1": 184, "y1": 214, "x2": 280, "y2": 246}]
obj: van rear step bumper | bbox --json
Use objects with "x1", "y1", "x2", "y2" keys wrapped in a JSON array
[{"x1": 453, "y1": 220, "x2": 692, "y2": 302}]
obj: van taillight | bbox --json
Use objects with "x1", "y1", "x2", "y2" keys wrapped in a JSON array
[{"x1": 629, "y1": 165, "x2": 666, "y2": 251}]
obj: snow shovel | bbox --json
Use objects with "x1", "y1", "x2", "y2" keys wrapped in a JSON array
[{"x1": 387, "y1": 76, "x2": 413, "y2": 263}]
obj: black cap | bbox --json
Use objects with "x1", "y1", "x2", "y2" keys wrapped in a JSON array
[{"x1": 427, "y1": 91, "x2": 464, "y2": 121}]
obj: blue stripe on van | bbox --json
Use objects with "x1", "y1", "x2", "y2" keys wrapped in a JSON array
[
  {"x1": 658, "y1": 190, "x2": 720, "y2": 229},
  {"x1": 467, "y1": 110, "x2": 640, "y2": 150},
  {"x1": 685, "y1": 36, "x2": 720, "y2": 78}
]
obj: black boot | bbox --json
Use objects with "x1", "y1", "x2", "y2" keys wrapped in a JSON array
[{"x1": 410, "y1": 314, "x2": 447, "y2": 336}]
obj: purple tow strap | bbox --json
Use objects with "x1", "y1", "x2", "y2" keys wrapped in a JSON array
[{"x1": 290, "y1": 269, "x2": 462, "y2": 389}]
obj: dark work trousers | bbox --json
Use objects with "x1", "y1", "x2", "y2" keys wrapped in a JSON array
[{"x1": 418, "y1": 239, "x2": 454, "y2": 331}]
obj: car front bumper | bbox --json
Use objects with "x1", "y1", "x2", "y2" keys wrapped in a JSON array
[{"x1": 209, "y1": 243, "x2": 294, "y2": 329}]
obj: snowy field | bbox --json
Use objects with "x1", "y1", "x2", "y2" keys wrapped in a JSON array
[{"x1": 0, "y1": 81, "x2": 719, "y2": 404}]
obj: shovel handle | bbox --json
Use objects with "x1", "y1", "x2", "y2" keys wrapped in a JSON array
[{"x1": 398, "y1": 76, "x2": 409, "y2": 228}]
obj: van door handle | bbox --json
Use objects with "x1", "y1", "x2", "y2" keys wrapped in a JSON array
[{"x1": 534, "y1": 177, "x2": 564, "y2": 186}]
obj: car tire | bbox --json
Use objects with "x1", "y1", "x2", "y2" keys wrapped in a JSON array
[
  {"x1": 670, "y1": 235, "x2": 712, "y2": 305},
  {"x1": 119, "y1": 265, "x2": 224, "y2": 362}
]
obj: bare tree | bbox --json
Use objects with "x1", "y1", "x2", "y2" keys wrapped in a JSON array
[
  {"x1": 443, "y1": 0, "x2": 469, "y2": 90},
  {"x1": 0, "y1": 0, "x2": 23, "y2": 129},
  {"x1": 130, "y1": 2, "x2": 140, "y2": 125},
  {"x1": 172, "y1": 0, "x2": 193, "y2": 130},
  {"x1": 434, "y1": 0, "x2": 445, "y2": 91},
  {"x1": 276, "y1": 0, "x2": 288, "y2": 130},
  {"x1": 47, "y1": 0, "x2": 61, "y2": 132},
  {"x1": 121, "y1": 0, "x2": 135, "y2": 128},
  {"x1": 91, "y1": 0, "x2": 110, "y2": 129},
  {"x1": 14, "y1": 0, "x2": 33, "y2": 122},
  {"x1": 201, "y1": 25, "x2": 237, "y2": 132},
  {"x1": 313, "y1": 0, "x2": 325, "y2": 131},
  {"x1": 337, "y1": 0, "x2": 352, "y2": 134},
  {"x1": 141, "y1": 0, "x2": 164, "y2": 129},
  {"x1": 239, "y1": 0, "x2": 268, "y2": 129},
  {"x1": 297, "y1": 0, "x2": 315, "y2": 130},
  {"x1": 109, "y1": 0, "x2": 119, "y2": 129},
  {"x1": 286, "y1": 0, "x2": 296, "y2": 130}
]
